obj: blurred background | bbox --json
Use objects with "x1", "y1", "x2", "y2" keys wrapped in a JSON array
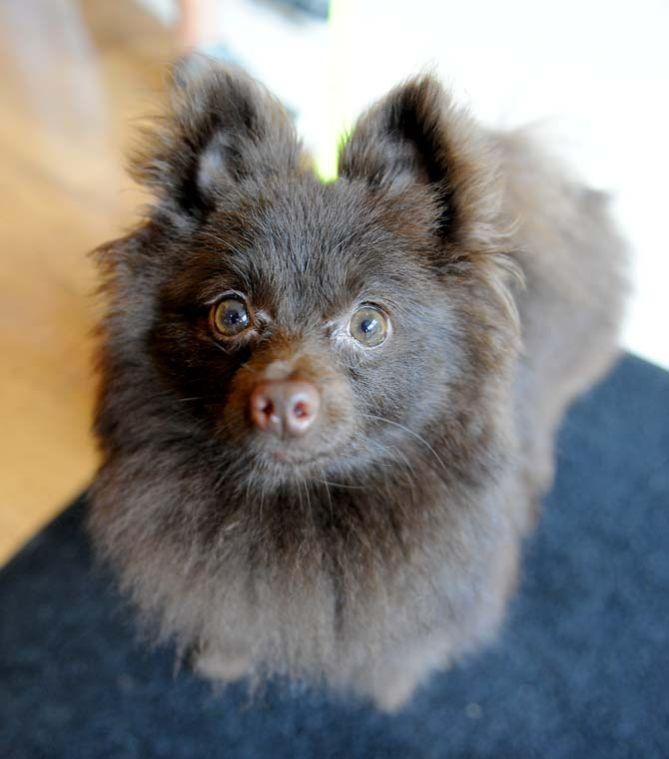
[{"x1": 1, "y1": 0, "x2": 667, "y2": 564}]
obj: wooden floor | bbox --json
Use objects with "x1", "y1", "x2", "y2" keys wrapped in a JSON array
[{"x1": 0, "y1": 0, "x2": 177, "y2": 563}]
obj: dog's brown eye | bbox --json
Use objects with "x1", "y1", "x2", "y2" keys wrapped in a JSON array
[
  {"x1": 349, "y1": 306, "x2": 389, "y2": 348},
  {"x1": 210, "y1": 296, "x2": 251, "y2": 338}
]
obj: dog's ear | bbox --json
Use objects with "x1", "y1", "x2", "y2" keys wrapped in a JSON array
[
  {"x1": 338, "y1": 75, "x2": 501, "y2": 245},
  {"x1": 131, "y1": 56, "x2": 304, "y2": 225}
]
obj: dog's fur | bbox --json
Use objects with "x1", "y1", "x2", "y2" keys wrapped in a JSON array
[{"x1": 88, "y1": 58, "x2": 627, "y2": 710}]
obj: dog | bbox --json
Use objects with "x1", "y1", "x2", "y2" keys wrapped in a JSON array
[{"x1": 88, "y1": 56, "x2": 627, "y2": 710}]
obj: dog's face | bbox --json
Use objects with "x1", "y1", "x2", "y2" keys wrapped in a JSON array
[
  {"x1": 96, "y1": 59, "x2": 516, "y2": 503},
  {"x1": 148, "y1": 177, "x2": 463, "y2": 486}
]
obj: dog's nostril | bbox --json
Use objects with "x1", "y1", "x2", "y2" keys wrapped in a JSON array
[
  {"x1": 292, "y1": 401, "x2": 308, "y2": 419},
  {"x1": 249, "y1": 380, "x2": 320, "y2": 438}
]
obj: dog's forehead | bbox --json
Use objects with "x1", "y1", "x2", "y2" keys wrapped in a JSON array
[
  {"x1": 258, "y1": 179, "x2": 387, "y2": 255},
  {"x1": 229, "y1": 181, "x2": 420, "y2": 314}
]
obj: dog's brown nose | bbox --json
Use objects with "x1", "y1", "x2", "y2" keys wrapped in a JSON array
[{"x1": 249, "y1": 380, "x2": 320, "y2": 437}]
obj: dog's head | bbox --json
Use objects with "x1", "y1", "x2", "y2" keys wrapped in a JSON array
[{"x1": 95, "y1": 58, "x2": 517, "y2": 500}]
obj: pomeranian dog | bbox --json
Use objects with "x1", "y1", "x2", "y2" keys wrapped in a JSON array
[{"x1": 88, "y1": 56, "x2": 626, "y2": 711}]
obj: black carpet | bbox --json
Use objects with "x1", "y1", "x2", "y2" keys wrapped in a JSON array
[{"x1": 1, "y1": 354, "x2": 668, "y2": 758}]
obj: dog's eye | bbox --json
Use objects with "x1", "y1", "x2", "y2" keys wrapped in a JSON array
[
  {"x1": 210, "y1": 295, "x2": 251, "y2": 338},
  {"x1": 349, "y1": 305, "x2": 389, "y2": 348}
]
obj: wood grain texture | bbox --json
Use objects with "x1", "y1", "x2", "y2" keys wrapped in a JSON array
[{"x1": 0, "y1": 0, "x2": 176, "y2": 563}]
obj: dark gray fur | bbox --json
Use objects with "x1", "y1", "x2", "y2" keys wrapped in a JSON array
[{"x1": 88, "y1": 58, "x2": 627, "y2": 710}]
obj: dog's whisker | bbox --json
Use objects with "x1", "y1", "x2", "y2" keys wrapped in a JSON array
[{"x1": 359, "y1": 412, "x2": 448, "y2": 475}]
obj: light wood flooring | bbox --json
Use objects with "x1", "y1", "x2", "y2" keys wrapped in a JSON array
[{"x1": 0, "y1": 0, "x2": 177, "y2": 563}]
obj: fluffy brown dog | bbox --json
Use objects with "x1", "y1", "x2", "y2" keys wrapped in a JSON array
[{"x1": 88, "y1": 57, "x2": 627, "y2": 710}]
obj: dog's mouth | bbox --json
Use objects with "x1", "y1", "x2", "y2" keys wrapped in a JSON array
[
  {"x1": 252, "y1": 440, "x2": 354, "y2": 480},
  {"x1": 266, "y1": 445, "x2": 351, "y2": 474},
  {"x1": 270, "y1": 450, "x2": 327, "y2": 467}
]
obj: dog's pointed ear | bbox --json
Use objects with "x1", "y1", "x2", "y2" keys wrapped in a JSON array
[
  {"x1": 131, "y1": 56, "x2": 305, "y2": 225},
  {"x1": 338, "y1": 76, "x2": 500, "y2": 244}
]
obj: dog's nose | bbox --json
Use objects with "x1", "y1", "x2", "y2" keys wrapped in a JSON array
[{"x1": 249, "y1": 380, "x2": 320, "y2": 437}]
